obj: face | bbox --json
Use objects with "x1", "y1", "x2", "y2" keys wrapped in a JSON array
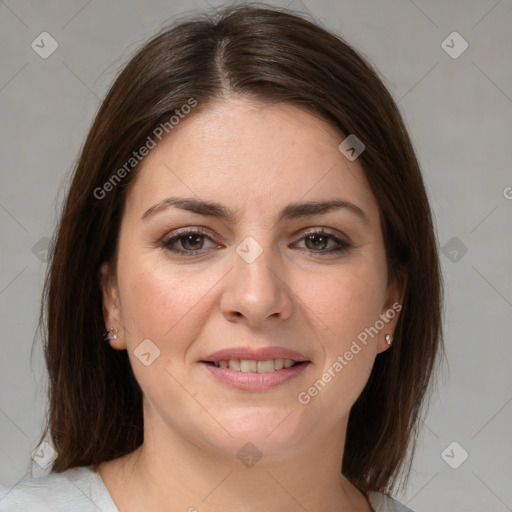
[{"x1": 101, "y1": 96, "x2": 403, "y2": 457}]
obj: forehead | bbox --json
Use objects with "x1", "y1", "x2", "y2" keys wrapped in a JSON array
[{"x1": 125, "y1": 97, "x2": 378, "y2": 223}]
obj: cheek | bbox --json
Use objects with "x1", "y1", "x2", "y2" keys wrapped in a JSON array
[
  {"x1": 298, "y1": 262, "x2": 387, "y2": 344},
  {"x1": 115, "y1": 258, "x2": 219, "y2": 407},
  {"x1": 116, "y1": 253, "x2": 219, "y2": 352},
  {"x1": 293, "y1": 263, "x2": 385, "y2": 413}
]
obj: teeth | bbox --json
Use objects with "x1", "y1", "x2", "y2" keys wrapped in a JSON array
[
  {"x1": 213, "y1": 358, "x2": 300, "y2": 372},
  {"x1": 240, "y1": 360, "x2": 257, "y2": 372},
  {"x1": 228, "y1": 359, "x2": 240, "y2": 371},
  {"x1": 257, "y1": 360, "x2": 274, "y2": 373}
]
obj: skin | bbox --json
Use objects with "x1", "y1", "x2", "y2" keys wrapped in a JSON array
[{"x1": 98, "y1": 96, "x2": 404, "y2": 512}]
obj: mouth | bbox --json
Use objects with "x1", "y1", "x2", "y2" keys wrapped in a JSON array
[
  {"x1": 199, "y1": 358, "x2": 311, "y2": 391},
  {"x1": 201, "y1": 358, "x2": 308, "y2": 373}
]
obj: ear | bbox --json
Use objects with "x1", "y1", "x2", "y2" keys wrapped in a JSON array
[
  {"x1": 376, "y1": 268, "x2": 407, "y2": 354},
  {"x1": 99, "y1": 262, "x2": 126, "y2": 350}
]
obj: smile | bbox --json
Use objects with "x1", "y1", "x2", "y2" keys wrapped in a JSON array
[
  {"x1": 208, "y1": 358, "x2": 300, "y2": 372},
  {"x1": 200, "y1": 359, "x2": 310, "y2": 391}
]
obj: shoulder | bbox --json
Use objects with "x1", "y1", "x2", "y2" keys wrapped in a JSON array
[
  {"x1": 367, "y1": 491, "x2": 415, "y2": 512},
  {"x1": 0, "y1": 466, "x2": 118, "y2": 512}
]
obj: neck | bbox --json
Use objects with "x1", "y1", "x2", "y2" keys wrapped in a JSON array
[{"x1": 98, "y1": 405, "x2": 372, "y2": 512}]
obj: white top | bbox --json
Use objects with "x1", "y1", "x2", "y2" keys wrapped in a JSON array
[{"x1": 0, "y1": 466, "x2": 414, "y2": 511}]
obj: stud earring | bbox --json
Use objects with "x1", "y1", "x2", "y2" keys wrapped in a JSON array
[
  {"x1": 103, "y1": 327, "x2": 118, "y2": 342},
  {"x1": 385, "y1": 334, "x2": 392, "y2": 345}
]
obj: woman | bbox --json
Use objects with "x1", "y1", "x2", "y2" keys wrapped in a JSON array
[{"x1": 0, "y1": 4, "x2": 443, "y2": 511}]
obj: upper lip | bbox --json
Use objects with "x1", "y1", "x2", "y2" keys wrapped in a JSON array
[{"x1": 202, "y1": 346, "x2": 310, "y2": 363}]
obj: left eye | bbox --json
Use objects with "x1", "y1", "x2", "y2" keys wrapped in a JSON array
[{"x1": 294, "y1": 232, "x2": 350, "y2": 252}]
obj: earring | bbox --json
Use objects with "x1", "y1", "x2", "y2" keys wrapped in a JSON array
[
  {"x1": 103, "y1": 327, "x2": 118, "y2": 342},
  {"x1": 385, "y1": 334, "x2": 392, "y2": 345}
]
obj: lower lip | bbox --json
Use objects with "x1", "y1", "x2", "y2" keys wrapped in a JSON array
[{"x1": 200, "y1": 361, "x2": 310, "y2": 391}]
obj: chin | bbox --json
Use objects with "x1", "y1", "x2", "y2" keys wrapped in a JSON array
[{"x1": 197, "y1": 407, "x2": 308, "y2": 455}]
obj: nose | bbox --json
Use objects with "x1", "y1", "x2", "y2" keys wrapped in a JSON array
[{"x1": 220, "y1": 239, "x2": 294, "y2": 328}]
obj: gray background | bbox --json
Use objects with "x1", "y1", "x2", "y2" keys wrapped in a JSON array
[{"x1": 1, "y1": 0, "x2": 511, "y2": 510}]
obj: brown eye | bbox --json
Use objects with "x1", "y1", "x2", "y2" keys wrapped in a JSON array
[
  {"x1": 295, "y1": 230, "x2": 352, "y2": 254},
  {"x1": 305, "y1": 234, "x2": 329, "y2": 250},
  {"x1": 162, "y1": 228, "x2": 219, "y2": 255},
  {"x1": 180, "y1": 234, "x2": 204, "y2": 250}
]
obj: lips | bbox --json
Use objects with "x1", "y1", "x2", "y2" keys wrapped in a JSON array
[
  {"x1": 202, "y1": 346, "x2": 310, "y2": 363},
  {"x1": 200, "y1": 359, "x2": 310, "y2": 391},
  {"x1": 199, "y1": 346, "x2": 311, "y2": 391}
]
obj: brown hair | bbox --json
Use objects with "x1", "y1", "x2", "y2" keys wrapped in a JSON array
[{"x1": 37, "y1": 3, "x2": 443, "y2": 495}]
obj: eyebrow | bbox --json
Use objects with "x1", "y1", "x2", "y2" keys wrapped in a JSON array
[{"x1": 141, "y1": 197, "x2": 369, "y2": 225}]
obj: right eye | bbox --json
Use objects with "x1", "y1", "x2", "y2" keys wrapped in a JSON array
[{"x1": 161, "y1": 228, "x2": 221, "y2": 255}]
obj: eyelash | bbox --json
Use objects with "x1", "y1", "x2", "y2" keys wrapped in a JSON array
[{"x1": 161, "y1": 227, "x2": 352, "y2": 256}]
